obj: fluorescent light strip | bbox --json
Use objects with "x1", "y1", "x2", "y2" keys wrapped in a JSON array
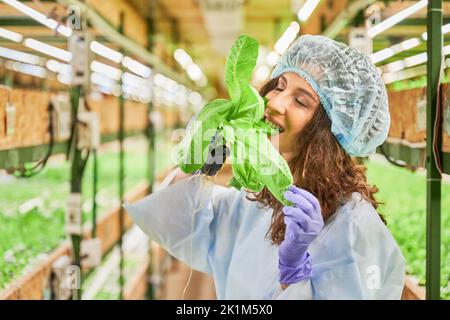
[
  {"x1": 90, "y1": 61, "x2": 122, "y2": 81},
  {"x1": 2, "y1": 0, "x2": 72, "y2": 37},
  {"x1": 153, "y1": 73, "x2": 167, "y2": 87},
  {"x1": 382, "y1": 45, "x2": 450, "y2": 82},
  {"x1": 4, "y1": 60, "x2": 47, "y2": 78},
  {"x1": 173, "y1": 48, "x2": 207, "y2": 86},
  {"x1": 372, "y1": 22, "x2": 450, "y2": 65},
  {"x1": 186, "y1": 64, "x2": 203, "y2": 82},
  {"x1": 0, "y1": 46, "x2": 41, "y2": 65},
  {"x1": 401, "y1": 45, "x2": 450, "y2": 69},
  {"x1": 444, "y1": 45, "x2": 450, "y2": 56},
  {"x1": 17, "y1": 63, "x2": 47, "y2": 78},
  {"x1": 422, "y1": 23, "x2": 450, "y2": 40},
  {"x1": 371, "y1": 37, "x2": 422, "y2": 65},
  {"x1": 90, "y1": 41, "x2": 123, "y2": 64},
  {"x1": 297, "y1": 0, "x2": 320, "y2": 22},
  {"x1": 91, "y1": 72, "x2": 117, "y2": 88},
  {"x1": 95, "y1": 84, "x2": 118, "y2": 96},
  {"x1": 122, "y1": 57, "x2": 151, "y2": 78},
  {"x1": 122, "y1": 84, "x2": 151, "y2": 102},
  {"x1": 404, "y1": 52, "x2": 427, "y2": 68},
  {"x1": 121, "y1": 72, "x2": 152, "y2": 92},
  {"x1": 2, "y1": 0, "x2": 57, "y2": 29},
  {"x1": 57, "y1": 72, "x2": 72, "y2": 85},
  {"x1": 24, "y1": 38, "x2": 72, "y2": 62},
  {"x1": 0, "y1": 27, "x2": 23, "y2": 42},
  {"x1": 368, "y1": 0, "x2": 428, "y2": 38},
  {"x1": 195, "y1": 75, "x2": 207, "y2": 87},
  {"x1": 382, "y1": 52, "x2": 425, "y2": 73},
  {"x1": 173, "y1": 49, "x2": 193, "y2": 70},
  {"x1": 46, "y1": 59, "x2": 71, "y2": 74},
  {"x1": 381, "y1": 72, "x2": 397, "y2": 84},
  {"x1": 188, "y1": 92, "x2": 202, "y2": 106},
  {"x1": 275, "y1": 22, "x2": 300, "y2": 55},
  {"x1": 392, "y1": 37, "x2": 421, "y2": 52},
  {"x1": 56, "y1": 25, "x2": 73, "y2": 38},
  {"x1": 387, "y1": 60, "x2": 406, "y2": 73},
  {"x1": 370, "y1": 48, "x2": 395, "y2": 64},
  {"x1": 152, "y1": 73, "x2": 186, "y2": 98},
  {"x1": 266, "y1": 51, "x2": 280, "y2": 67},
  {"x1": 383, "y1": 65, "x2": 427, "y2": 84}
]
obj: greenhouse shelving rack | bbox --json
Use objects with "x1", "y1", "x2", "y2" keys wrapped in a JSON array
[
  {"x1": 379, "y1": 142, "x2": 450, "y2": 175},
  {"x1": 122, "y1": 255, "x2": 150, "y2": 300},
  {"x1": 0, "y1": 0, "x2": 181, "y2": 300},
  {"x1": 377, "y1": 1, "x2": 446, "y2": 299},
  {"x1": 0, "y1": 129, "x2": 147, "y2": 170},
  {"x1": 377, "y1": 143, "x2": 448, "y2": 300},
  {"x1": 0, "y1": 86, "x2": 153, "y2": 299},
  {"x1": 55, "y1": 0, "x2": 202, "y2": 93},
  {"x1": 0, "y1": 181, "x2": 149, "y2": 300}
]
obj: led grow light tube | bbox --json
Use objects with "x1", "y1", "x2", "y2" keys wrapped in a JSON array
[
  {"x1": 24, "y1": 38, "x2": 72, "y2": 62},
  {"x1": 90, "y1": 41, "x2": 123, "y2": 64},
  {"x1": 90, "y1": 60, "x2": 122, "y2": 81},
  {"x1": 422, "y1": 23, "x2": 450, "y2": 40},
  {"x1": 122, "y1": 56, "x2": 152, "y2": 78},
  {"x1": 4, "y1": 60, "x2": 47, "y2": 78},
  {"x1": 275, "y1": 22, "x2": 300, "y2": 55},
  {"x1": 297, "y1": 0, "x2": 320, "y2": 22},
  {"x1": 0, "y1": 46, "x2": 42, "y2": 65},
  {"x1": 2, "y1": 0, "x2": 72, "y2": 37},
  {"x1": 0, "y1": 27, "x2": 23, "y2": 42},
  {"x1": 368, "y1": 0, "x2": 428, "y2": 38}
]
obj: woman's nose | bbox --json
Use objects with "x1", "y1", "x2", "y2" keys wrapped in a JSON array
[{"x1": 266, "y1": 95, "x2": 286, "y2": 116}]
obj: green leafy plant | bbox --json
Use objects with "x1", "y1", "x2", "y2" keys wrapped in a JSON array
[
  {"x1": 176, "y1": 35, "x2": 293, "y2": 205},
  {"x1": 0, "y1": 136, "x2": 172, "y2": 290},
  {"x1": 365, "y1": 159, "x2": 450, "y2": 298}
]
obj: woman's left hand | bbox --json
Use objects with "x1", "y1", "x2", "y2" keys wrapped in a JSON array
[{"x1": 278, "y1": 185, "x2": 324, "y2": 286}]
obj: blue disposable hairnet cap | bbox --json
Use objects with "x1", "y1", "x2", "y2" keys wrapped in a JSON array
[{"x1": 271, "y1": 35, "x2": 390, "y2": 157}]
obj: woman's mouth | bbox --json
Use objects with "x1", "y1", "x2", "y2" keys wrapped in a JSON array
[{"x1": 264, "y1": 117, "x2": 285, "y2": 134}]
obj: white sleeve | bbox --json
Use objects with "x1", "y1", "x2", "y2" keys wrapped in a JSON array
[
  {"x1": 349, "y1": 206, "x2": 406, "y2": 299},
  {"x1": 124, "y1": 170, "x2": 237, "y2": 275},
  {"x1": 310, "y1": 201, "x2": 406, "y2": 300}
]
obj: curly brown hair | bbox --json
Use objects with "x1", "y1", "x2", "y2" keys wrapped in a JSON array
[{"x1": 246, "y1": 77, "x2": 385, "y2": 245}]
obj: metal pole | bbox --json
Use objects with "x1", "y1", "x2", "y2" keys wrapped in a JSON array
[
  {"x1": 92, "y1": 149, "x2": 97, "y2": 238},
  {"x1": 147, "y1": 1, "x2": 156, "y2": 195},
  {"x1": 118, "y1": 11, "x2": 126, "y2": 300},
  {"x1": 426, "y1": 0, "x2": 442, "y2": 300},
  {"x1": 69, "y1": 85, "x2": 83, "y2": 300},
  {"x1": 145, "y1": 0, "x2": 157, "y2": 300}
]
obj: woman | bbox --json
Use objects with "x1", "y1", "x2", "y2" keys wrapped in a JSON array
[{"x1": 125, "y1": 35, "x2": 405, "y2": 299}]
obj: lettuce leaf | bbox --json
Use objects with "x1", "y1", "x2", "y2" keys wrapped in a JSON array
[{"x1": 176, "y1": 34, "x2": 293, "y2": 205}]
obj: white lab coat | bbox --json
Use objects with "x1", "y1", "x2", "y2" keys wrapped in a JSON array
[{"x1": 124, "y1": 169, "x2": 405, "y2": 299}]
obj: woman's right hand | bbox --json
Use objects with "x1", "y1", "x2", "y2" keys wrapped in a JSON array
[{"x1": 186, "y1": 114, "x2": 229, "y2": 177}]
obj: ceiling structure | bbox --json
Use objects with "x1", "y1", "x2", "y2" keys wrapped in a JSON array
[
  {"x1": 129, "y1": 0, "x2": 449, "y2": 95},
  {"x1": 0, "y1": 0, "x2": 449, "y2": 97}
]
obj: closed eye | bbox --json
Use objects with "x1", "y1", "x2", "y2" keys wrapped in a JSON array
[{"x1": 296, "y1": 99, "x2": 307, "y2": 108}]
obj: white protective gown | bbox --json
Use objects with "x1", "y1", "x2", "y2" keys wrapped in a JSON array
[{"x1": 124, "y1": 169, "x2": 405, "y2": 300}]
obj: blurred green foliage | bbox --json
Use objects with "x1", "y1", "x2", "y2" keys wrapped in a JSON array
[{"x1": 366, "y1": 159, "x2": 450, "y2": 299}]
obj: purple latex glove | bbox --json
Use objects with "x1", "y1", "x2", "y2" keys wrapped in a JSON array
[{"x1": 278, "y1": 185, "x2": 324, "y2": 285}]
